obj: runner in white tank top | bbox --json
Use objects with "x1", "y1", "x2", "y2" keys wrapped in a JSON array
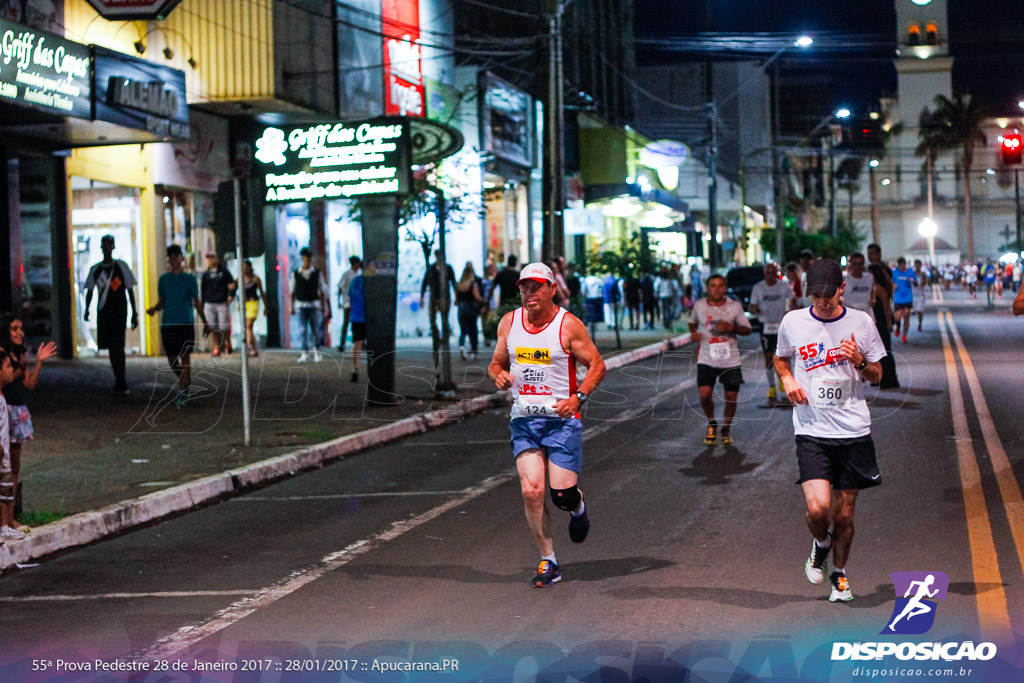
[{"x1": 488, "y1": 262, "x2": 607, "y2": 588}]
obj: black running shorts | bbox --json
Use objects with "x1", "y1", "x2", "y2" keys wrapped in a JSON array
[
  {"x1": 795, "y1": 434, "x2": 881, "y2": 490},
  {"x1": 697, "y1": 364, "x2": 743, "y2": 391},
  {"x1": 759, "y1": 333, "x2": 778, "y2": 354}
]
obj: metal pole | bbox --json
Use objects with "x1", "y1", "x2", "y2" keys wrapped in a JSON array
[
  {"x1": 707, "y1": 100, "x2": 719, "y2": 269},
  {"x1": 869, "y1": 164, "x2": 880, "y2": 245},
  {"x1": 434, "y1": 187, "x2": 454, "y2": 396},
  {"x1": 1015, "y1": 168, "x2": 1021, "y2": 252},
  {"x1": 542, "y1": 0, "x2": 565, "y2": 262},
  {"x1": 772, "y1": 64, "x2": 786, "y2": 263},
  {"x1": 233, "y1": 178, "x2": 251, "y2": 447},
  {"x1": 828, "y1": 140, "x2": 837, "y2": 237}
]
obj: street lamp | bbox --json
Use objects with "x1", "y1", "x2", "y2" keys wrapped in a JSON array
[
  {"x1": 919, "y1": 217, "x2": 938, "y2": 266},
  {"x1": 772, "y1": 35, "x2": 814, "y2": 263}
]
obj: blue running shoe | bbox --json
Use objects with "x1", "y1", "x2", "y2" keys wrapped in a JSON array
[{"x1": 532, "y1": 560, "x2": 561, "y2": 587}]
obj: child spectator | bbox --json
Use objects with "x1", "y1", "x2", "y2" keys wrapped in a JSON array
[
  {"x1": 0, "y1": 346, "x2": 19, "y2": 541},
  {"x1": 0, "y1": 315, "x2": 57, "y2": 537}
]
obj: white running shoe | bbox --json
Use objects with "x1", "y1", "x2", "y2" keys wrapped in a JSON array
[
  {"x1": 1, "y1": 526, "x2": 25, "y2": 541},
  {"x1": 297, "y1": 352, "x2": 309, "y2": 363},
  {"x1": 829, "y1": 571, "x2": 853, "y2": 602},
  {"x1": 804, "y1": 532, "x2": 832, "y2": 585},
  {"x1": 313, "y1": 349, "x2": 323, "y2": 363}
]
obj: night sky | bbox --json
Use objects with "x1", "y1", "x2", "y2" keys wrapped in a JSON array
[{"x1": 634, "y1": 0, "x2": 1024, "y2": 131}]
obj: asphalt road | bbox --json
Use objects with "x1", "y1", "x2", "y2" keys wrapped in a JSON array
[{"x1": 2, "y1": 289, "x2": 1022, "y2": 682}]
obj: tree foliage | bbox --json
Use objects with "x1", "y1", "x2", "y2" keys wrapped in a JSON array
[{"x1": 760, "y1": 214, "x2": 865, "y2": 263}]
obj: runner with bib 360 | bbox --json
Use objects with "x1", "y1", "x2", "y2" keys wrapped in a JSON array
[
  {"x1": 488, "y1": 263, "x2": 606, "y2": 588},
  {"x1": 774, "y1": 259, "x2": 886, "y2": 603}
]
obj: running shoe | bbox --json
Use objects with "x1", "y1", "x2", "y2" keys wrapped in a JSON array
[
  {"x1": 0, "y1": 526, "x2": 25, "y2": 541},
  {"x1": 829, "y1": 571, "x2": 853, "y2": 602},
  {"x1": 298, "y1": 352, "x2": 309, "y2": 363},
  {"x1": 350, "y1": 371, "x2": 359, "y2": 383},
  {"x1": 174, "y1": 390, "x2": 188, "y2": 409},
  {"x1": 569, "y1": 500, "x2": 590, "y2": 543},
  {"x1": 704, "y1": 421, "x2": 718, "y2": 445},
  {"x1": 901, "y1": 335, "x2": 907, "y2": 343},
  {"x1": 767, "y1": 386, "x2": 777, "y2": 402},
  {"x1": 313, "y1": 349, "x2": 323, "y2": 363},
  {"x1": 804, "y1": 532, "x2": 832, "y2": 585},
  {"x1": 212, "y1": 347, "x2": 220, "y2": 357},
  {"x1": 720, "y1": 428, "x2": 733, "y2": 445},
  {"x1": 532, "y1": 560, "x2": 561, "y2": 587}
]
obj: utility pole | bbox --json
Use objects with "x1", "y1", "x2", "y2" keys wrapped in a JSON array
[
  {"x1": 542, "y1": 0, "x2": 565, "y2": 262},
  {"x1": 1016, "y1": 169, "x2": 1021, "y2": 253},
  {"x1": 828, "y1": 140, "x2": 837, "y2": 237},
  {"x1": 706, "y1": 99, "x2": 720, "y2": 269},
  {"x1": 772, "y1": 64, "x2": 786, "y2": 263}
]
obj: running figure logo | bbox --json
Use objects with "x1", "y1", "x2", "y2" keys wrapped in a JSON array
[{"x1": 882, "y1": 571, "x2": 949, "y2": 635}]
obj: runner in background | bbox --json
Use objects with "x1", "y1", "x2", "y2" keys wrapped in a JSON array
[{"x1": 749, "y1": 263, "x2": 795, "y2": 402}]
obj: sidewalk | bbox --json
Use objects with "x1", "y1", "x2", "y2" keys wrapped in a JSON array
[{"x1": 18, "y1": 324, "x2": 689, "y2": 521}]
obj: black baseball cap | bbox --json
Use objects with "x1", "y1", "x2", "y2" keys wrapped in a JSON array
[{"x1": 805, "y1": 259, "x2": 844, "y2": 297}]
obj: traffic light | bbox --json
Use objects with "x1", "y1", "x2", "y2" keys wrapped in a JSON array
[{"x1": 1000, "y1": 134, "x2": 1023, "y2": 165}]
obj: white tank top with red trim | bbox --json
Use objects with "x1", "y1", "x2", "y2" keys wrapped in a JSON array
[{"x1": 507, "y1": 307, "x2": 578, "y2": 421}]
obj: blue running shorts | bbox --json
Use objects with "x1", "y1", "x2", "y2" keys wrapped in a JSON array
[{"x1": 509, "y1": 417, "x2": 583, "y2": 473}]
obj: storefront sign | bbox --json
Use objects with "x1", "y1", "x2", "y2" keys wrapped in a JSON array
[
  {"x1": 92, "y1": 45, "x2": 189, "y2": 140},
  {"x1": 253, "y1": 118, "x2": 412, "y2": 203},
  {"x1": 382, "y1": 0, "x2": 425, "y2": 117},
  {"x1": 0, "y1": 18, "x2": 91, "y2": 118},
  {"x1": 84, "y1": 0, "x2": 183, "y2": 20},
  {"x1": 480, "y1": 72, "x2": 532, "y2": 168}
]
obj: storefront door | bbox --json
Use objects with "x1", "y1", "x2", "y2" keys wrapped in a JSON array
[{"x1": 70, "y1": 177, "x2": 144, "y2": 357}]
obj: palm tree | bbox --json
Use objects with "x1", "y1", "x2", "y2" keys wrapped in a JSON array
[{"x1": 916, "y1": 94, "x2": 987, "y2": 262}]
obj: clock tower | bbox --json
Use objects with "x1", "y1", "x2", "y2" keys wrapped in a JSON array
[{"x1": 894, "y1": 0, "x2": 952, "y2": 127}]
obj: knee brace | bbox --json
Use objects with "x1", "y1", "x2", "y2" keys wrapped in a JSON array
[{"x1": 550, "y1": 485, "x2": 582, "y2": 512}]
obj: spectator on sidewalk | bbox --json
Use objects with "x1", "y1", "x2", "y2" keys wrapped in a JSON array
[
  {"x1": 603, "y1": 271, "x2": 621, "y2": 330},
  {"x1": 0, "y1": 347, "x2": 18, "y2": 541},
  {"x1": 146, "y1": 244, "x2": 210, "y2": 408},
  {"x1": 200, "y1": 252, "x2": 236, "y2": 357},
  {"x1": 242, "y1": 260, "x2": 267, "y2": 357},
  {"x1": 455, "y1": 262, "x2": 486, "y2": 360},
  {"x1": 83, "y1": 235, "x2": 138, "y2": 394},
  {"x1": 336, "y1": 255, "x2": 362, "y2": 352},
  {"x1": 624, "y1": 274, "x2": 642, "y2": 330},
  {"x1": 0, "y1": 315, "x2": 57, "y2": 537},
  {"x1": 494, "y1": 255, "x2": 520, "y2": 307},
  {"x1": 641, "y1": 271, "x2": 658, "y2": 329},
  {"x1": 348, "y1": 269, "x2": 366, "y2": 383},
  {"x1": 291, "y1": 247, "x2": 329, "y2": 363},
  {"x1": 420, "y1": 249, "x2": 457, "y2": 359},
  {"x1": 582, "y1": 271, "x2": 604, "y2": 338}
]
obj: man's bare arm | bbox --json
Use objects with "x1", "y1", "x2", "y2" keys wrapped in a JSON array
[
  {"x1": 488, "y1": 312, "x2": 515, "y2": 390},
  {"x1": 774, "y1": 354, "x2": 808, "y2": 405}
]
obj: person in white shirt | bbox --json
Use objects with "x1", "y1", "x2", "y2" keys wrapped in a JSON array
[
  {"x1": 842, "y1": 252, "x2": 875, "y2": 315},
  {"x1": 336, "y1": 255, "x2": 362, "y2": 352},
  {"x1": 688, "y1": 274, "x2": 753, "y2": 445},
  {"x1": 749, "y1": 262, "x2": 795, "y2": 402},
  {"x1": 775, "y1": 259, "x2": 886, "y2": 603},
  {"x1": 965, "y1": 263, "x2": 978, "y2": 299}
]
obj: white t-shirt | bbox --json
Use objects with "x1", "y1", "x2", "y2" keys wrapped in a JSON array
[
  {"x1": 843, "y1": 272, "x2": 874, "y2": 312},
  {"x1": 966, "y1": 265, "x2": 978, "y2": 284},
  {"x1": 750, "y1": 280, "x2": 795, "y2": 333},
  {"x1": 338, "y1": 268, "x2": 359, "y2": 309},
  {"x1": 692, "y1": 297, "x2": 748, "y2": 368},
  {"x1": 583, "y1": 275, "x2": 603, "y2": 299},
  {"x1": 776, "y1": 306, "x2": 887, "y2": 438},
  {"x1": 911, "y1": 270, "x2": 928, "y2": 311}
]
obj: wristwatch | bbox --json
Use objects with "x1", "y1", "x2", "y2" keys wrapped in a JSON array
[
  {"x1": 575, "y1": 391, "x2": 588, "y2": 405},
  {"x1": 857, "y1": 359, "x2": 868, "y2": 372}
]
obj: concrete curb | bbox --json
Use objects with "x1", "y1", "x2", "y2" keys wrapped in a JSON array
[{"x1": 1, "y1": 333, "x2": 691, "y2": 570}]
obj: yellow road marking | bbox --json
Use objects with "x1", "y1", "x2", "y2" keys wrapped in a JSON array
[
  {"x1": 938, "y1": 311, "x2": 1011, "y2": 638},
  {"x1": 946, "y1": 311, "x2": 1024, "y2": 605}
]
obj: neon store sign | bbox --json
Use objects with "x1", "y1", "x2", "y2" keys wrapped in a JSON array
[
  {"x1": 253, "y1": 119, "x2": 411, "y2": 203},
  {"x1": 382, "y1": 0, "x2": 424, "y2": 117}
]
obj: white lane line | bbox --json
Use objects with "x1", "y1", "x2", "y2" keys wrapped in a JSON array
[
  {"x1": 136, "y1": 363, "x2": 707, "y2": 662},
  {"x1": 233, "y1": 491, "x2": 468, "y2": 501},
  {"x1": 946, "y1": 310, "x2": 1024, "y2": 591},
  {"x1": 404, "y1": 439, "x2": 508, "y2": 446},
  {"x1": 0, "y1": 590, "x2": 257, "y2": 602}
]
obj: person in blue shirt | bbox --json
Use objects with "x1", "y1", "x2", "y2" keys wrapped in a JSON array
[
  {"x1": 146, "y1": 244, "x2": 210, "y2": 407},
  {"x1": 891, "y1": 257, "x2": 917, "y2": 344},
  {"x1": 348, "y1": 272, "x2": 366, "y2": 383},
  {"x1": 602, "y1": 272, "x2": 620, "y2": 330},
  {"x1": 983, "y1": 259, "x2": 998, "y2": 307}
]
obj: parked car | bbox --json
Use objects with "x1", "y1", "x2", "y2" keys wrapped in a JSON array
[{"x1": 726, "y1": 264, "x2": 765, "y2": 331}]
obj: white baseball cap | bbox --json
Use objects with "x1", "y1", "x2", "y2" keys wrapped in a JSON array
[{"x1": 516, "y1": 262, "x2": 556, "y2": 286}]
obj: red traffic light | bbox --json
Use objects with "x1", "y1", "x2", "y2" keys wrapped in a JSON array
[{"x1": 1001, "y1": 134, "x2": 1023, "y2": 165}]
